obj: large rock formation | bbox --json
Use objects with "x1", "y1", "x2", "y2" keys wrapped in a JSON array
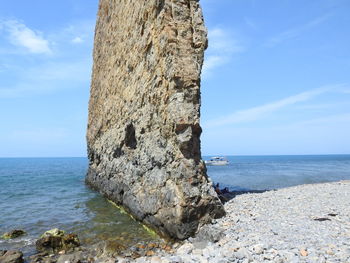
[{"x1": 86, "y1": 0, "x2": 225, "y2": 240}]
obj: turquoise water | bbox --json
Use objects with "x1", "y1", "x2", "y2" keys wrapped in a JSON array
[{"x1": 1, "y1": 155, "x2": 350, "y2": 254}]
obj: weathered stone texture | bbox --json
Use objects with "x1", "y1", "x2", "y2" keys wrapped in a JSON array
[{"x1": 86, "y1": 0, "x2": 225, "y2": 240}]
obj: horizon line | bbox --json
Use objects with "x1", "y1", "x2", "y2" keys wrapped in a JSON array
[{"x1": 1, "y1": 153, "x2": 350, "y2": 158}]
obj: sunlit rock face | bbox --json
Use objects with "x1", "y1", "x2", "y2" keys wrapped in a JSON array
[{"x1": 86, "y1": 0, "x2": 225, "y2": 240}]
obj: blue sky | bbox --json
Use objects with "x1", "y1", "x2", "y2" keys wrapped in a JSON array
[{"x1": 0, "y1": 0, "x2": 349, "y2": 157}]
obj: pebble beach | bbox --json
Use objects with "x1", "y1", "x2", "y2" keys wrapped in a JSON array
[{"x1": 131, "y1": 180, "x2": 350, "y2": 263}]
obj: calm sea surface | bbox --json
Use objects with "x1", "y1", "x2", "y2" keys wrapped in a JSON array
[
  {"x1": 1, "y1": 155, "x2": 350, "y2": 254},
  {"x1": 205, "y1": 155, "x2": 350, "y2": 191}
]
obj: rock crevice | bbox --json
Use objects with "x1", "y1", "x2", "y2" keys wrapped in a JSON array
[{"x1": 87, "y1": 0, "x2": 225, "y2": 240}]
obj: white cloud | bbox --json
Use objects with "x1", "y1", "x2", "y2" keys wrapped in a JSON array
[
  {"x1": 72, "y1": 36, "x2": 84, "y2": 44},
  {"x1": 265, "y1": 14, "x2": 332, "y2": 47},
  {"x1": 1, "y1": 20, "x2": 52, "y2": 54},
  {"x1": 208, "y1": 28, "x2": 244, "y2": 53},
  {"x1": 51, "y1": 20, "x2": 95, "y2": 46},
  {"x1": 203, "y1": 27, "x2": 245, "y2": 77},
  {"x1": 204, "y1": 84, "x2": 345, "y2": 128},
  {"x1": 202, "y1": 55, "x2": 227, "y2": 76},
  {"x1": 0, "y1": 19, "x2": 95, "y2": 98}
]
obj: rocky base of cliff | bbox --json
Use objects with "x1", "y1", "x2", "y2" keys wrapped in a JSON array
[{"x1": 128, "y1": 180, "x2": 350, "y2": 263}]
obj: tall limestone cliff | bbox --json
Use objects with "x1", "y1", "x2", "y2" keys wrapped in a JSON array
[{"x1": 86, "y1": 0, "x2": 225, "y2": 240}]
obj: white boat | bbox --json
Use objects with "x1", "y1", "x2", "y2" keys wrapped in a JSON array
[{"x1": 205, "y1": 157, "x2": 229, "y2": 166}]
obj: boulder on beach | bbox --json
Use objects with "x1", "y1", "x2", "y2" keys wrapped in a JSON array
[
  {"x1": 1, "y1": 229, "x2": 26, "y2": 240},
  {"x1": 36, "y1": 228, "x2": 80, "y2": 253},
  {"x1": 0, "y1": 250, "x2": 24, "y2": 263}
]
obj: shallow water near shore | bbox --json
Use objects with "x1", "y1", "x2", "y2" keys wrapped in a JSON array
[
  {"x1": 0, "y1": 158, "x2": 160, "y2": 256},
  {"x1": 1, "y1": 155, "x2": 350, "y2": 255}
]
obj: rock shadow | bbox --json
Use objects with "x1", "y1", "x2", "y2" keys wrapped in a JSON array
[{"x1": 214, "y1": 184, "x2": 270, "y2": 204}]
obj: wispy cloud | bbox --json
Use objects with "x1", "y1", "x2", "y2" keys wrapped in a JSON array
[
  {"x1": 265, "y1": 14, "x2": 332, "y2": 47},
  {"x1": 244, "y1": 17, "x2": 258, "y2": 30},
  {"x1": 294, "y1": 103, "x2": 339, "y2": 110},
  {"x1": 0, "y1": 59, "x2": 92, "y2": 98},
  {"x1": 202, "y1": 55, "x2": 227, "y2": 75},
  {"x1": 72, "y1": 36, "x2": 84, "y2": 44},
  {"x1": 293, "y1": 112, "x2": 350, "y2": 127},
  {"x1": 208, "y1": 28, "x2": 244, "y2": 53},
  {"x1": 50, "y1": 20, "x2": 95, "y2": 46},
  {"x1": 203, "y1": 27, "x2": 245, "y2": 77},
  {"x1": 204, "y1": 84, "x2": 346, "y2": 128},
  {"x1": 341, "y1": 89, "x2": 350, "y2": 94},
  {"x1": 1, "y1": 20, "x2": 52, "y2": 54}
]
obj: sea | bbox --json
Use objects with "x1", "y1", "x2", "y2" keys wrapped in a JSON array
[{"x1": 1, "y1": 155, "x2": 350, "y2": 255}]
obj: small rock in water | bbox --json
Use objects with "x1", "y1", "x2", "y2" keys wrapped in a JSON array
[
  {"x1": 104, "y1": 240, "x2": 127, "y2": 254},
  {"x1": 0, "y1": 250, "x2": 24, "y2": 263},
  {"x1": 1, "y1": 230, "x2": 26, "y2": 239},
  {"x1": 36, "y1": 228, "x2": 80, "y2": 253},
  {"x1": 29, "y1": 253, "x2": 57, "y2": 263},
  {"x1": 41, "y1": 228, "x2": 65, "y2": 238}
]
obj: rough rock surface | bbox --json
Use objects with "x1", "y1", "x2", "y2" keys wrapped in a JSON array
[
  {"x1": 1, "y1": 230, "x2": 26, "y2": 240},
  {"x1": 0, "y1": 250, "x2": 24, "y2": 263},
  {"x1": 86, "y1": 0, "x2": 225, "y2": 239}
]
